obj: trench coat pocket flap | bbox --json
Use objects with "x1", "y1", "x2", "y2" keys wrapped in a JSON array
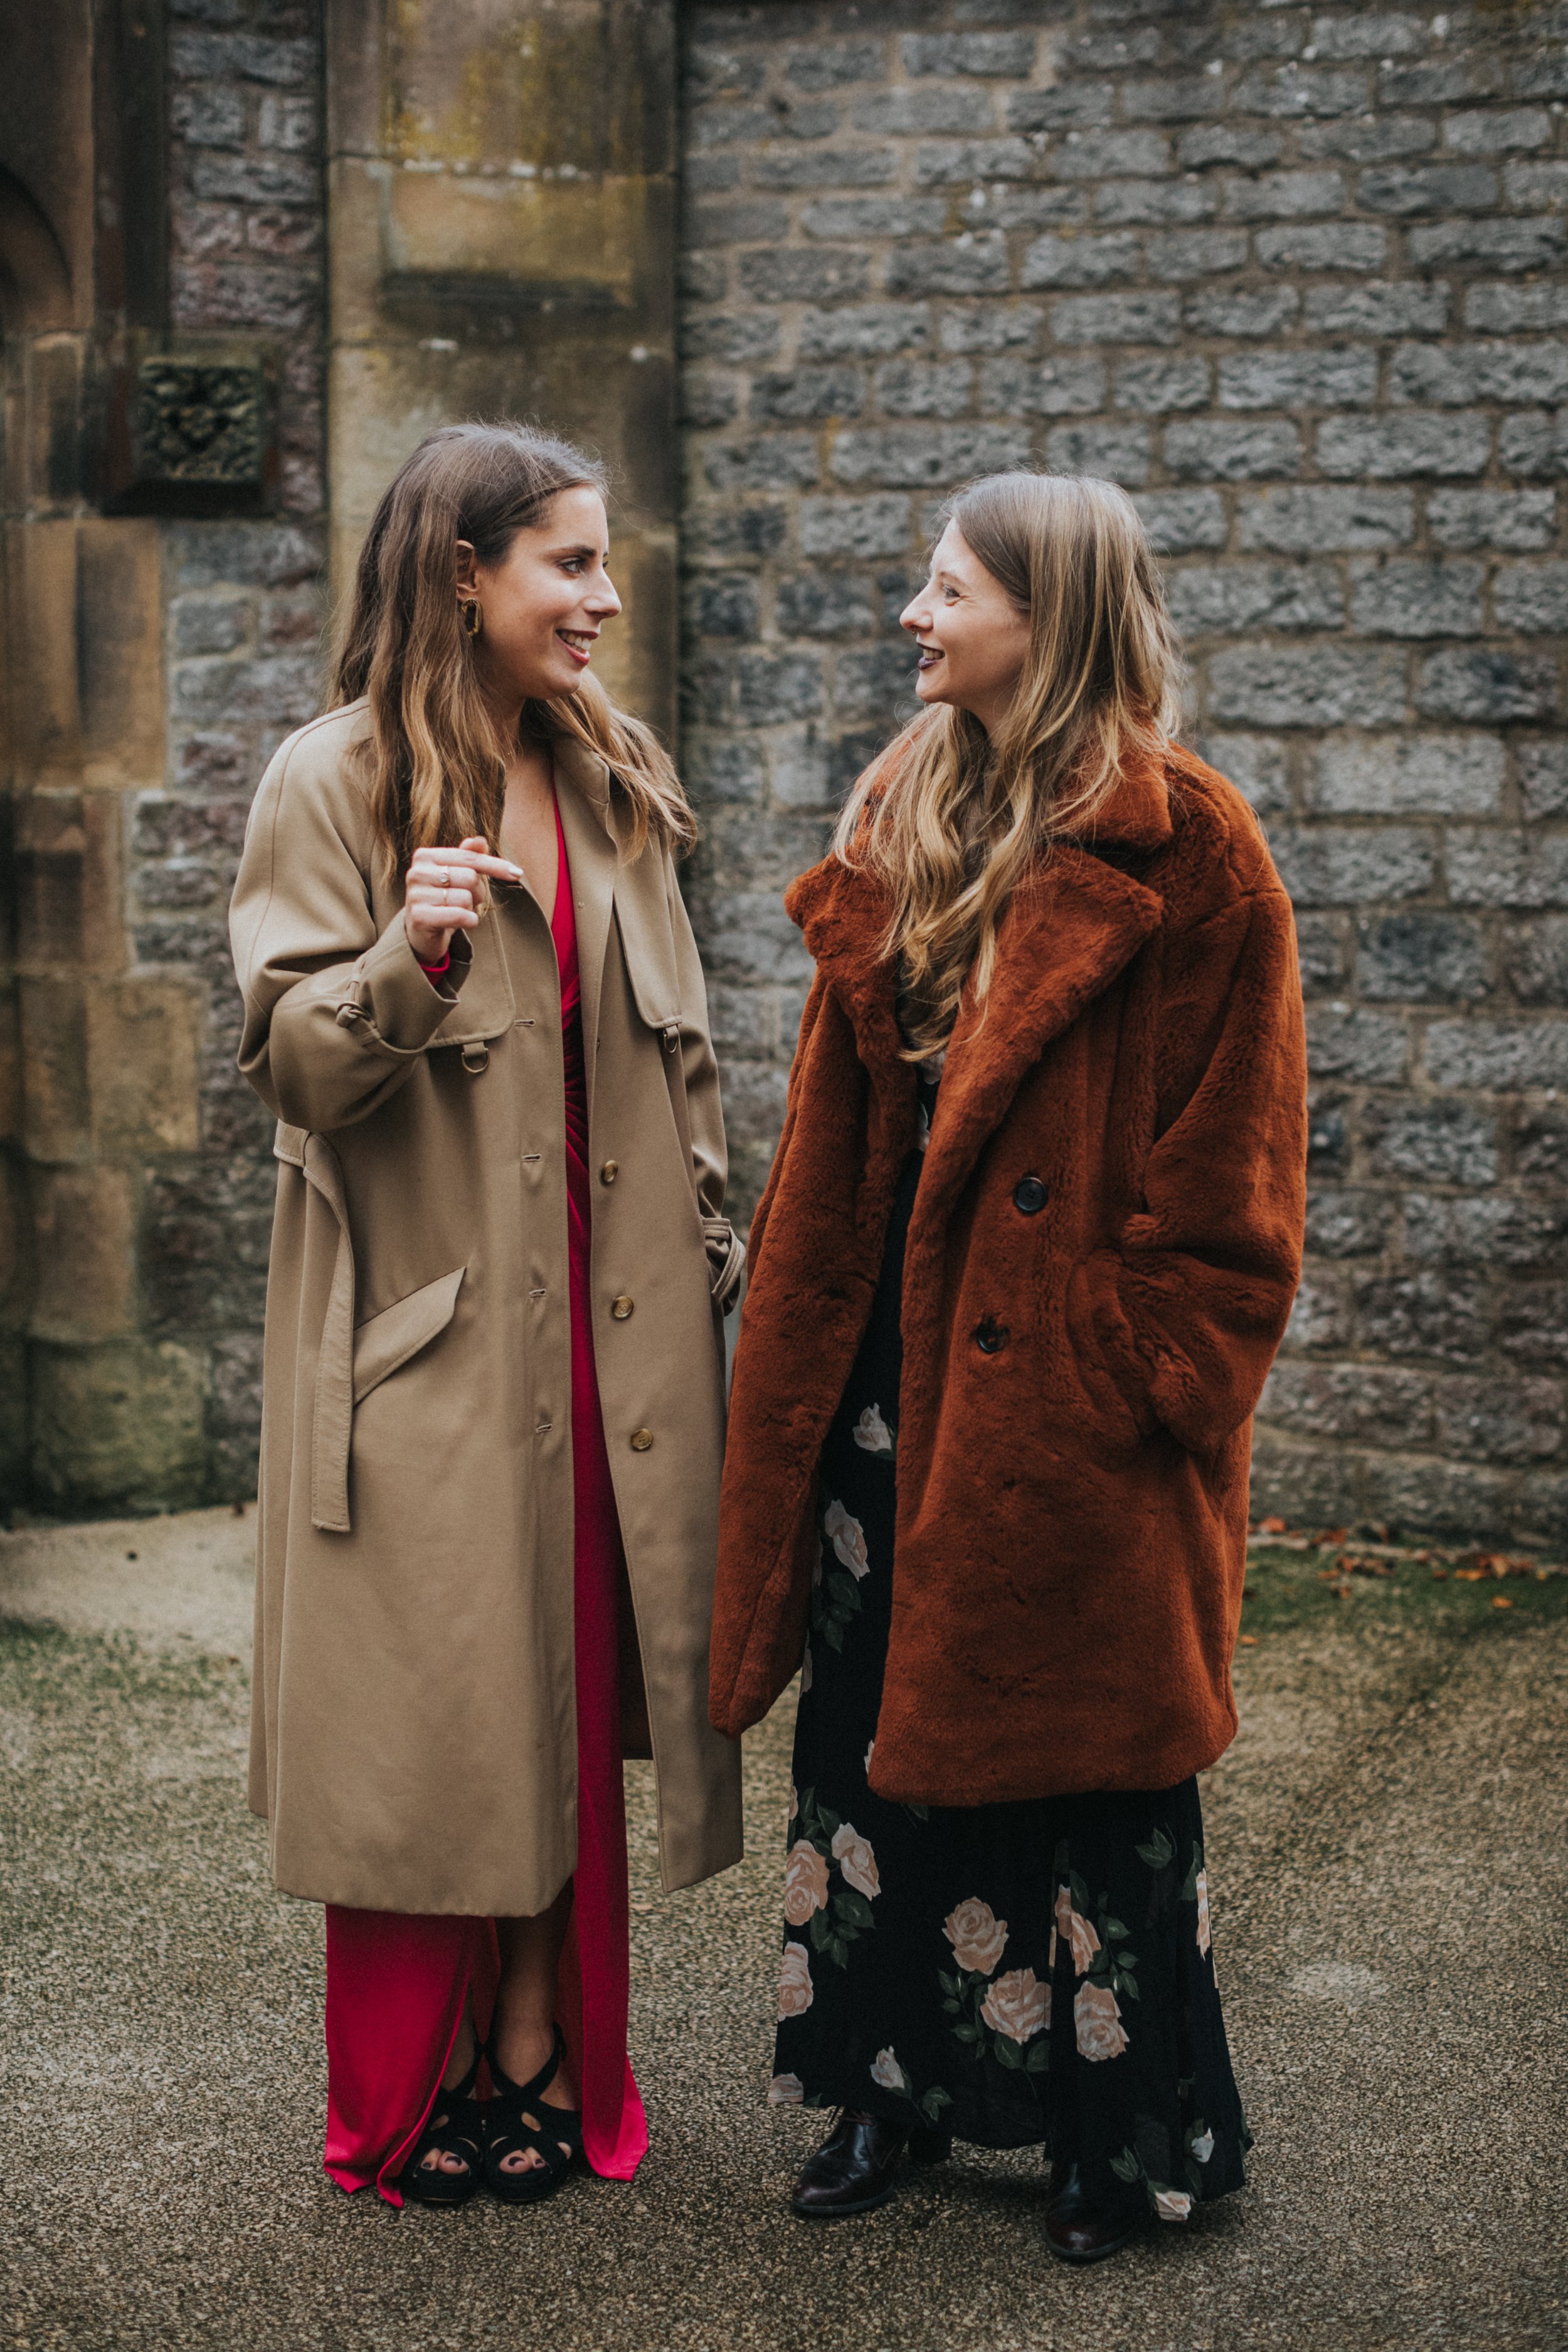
[
  {"x1": 702, "y1": 1217, "x2": 746, "y2": 1313},
  {"x1": 352, "y1": 1266, "x2": 466, "y2": 1404},
  {"x1": 613, "y1": 884, "x2": 682, "y2": 1037}
]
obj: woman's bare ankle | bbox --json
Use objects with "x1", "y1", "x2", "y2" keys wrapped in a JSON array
[{"x1": 440, "y1": 2013, "x2": 477, "y2": 2090}]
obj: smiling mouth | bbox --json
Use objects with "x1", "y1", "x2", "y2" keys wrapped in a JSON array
[
  {"x1": 558, "y1": 630, "x2": 596, "y2": 662},
  {"x1": 915, "y1": 642, "x2": 943, "y2": 670}
]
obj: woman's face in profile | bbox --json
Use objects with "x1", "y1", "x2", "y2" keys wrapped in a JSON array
[
  {"x1": 900, "y1": 521, "x2": 1032, "y2": 735},
  {"x1": 458, "y1": 484, "x2": 623, "y2": 707}
]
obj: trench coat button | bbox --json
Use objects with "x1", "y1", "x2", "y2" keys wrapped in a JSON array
[
  {"x1": 612, "y1": 1295, "x2": 634, "y2": 1320},
  {"x1": 974, "y1": 1318, "x2": 1007, "y2": 1355},
  {"x1": 1013, "y1": 1175, "x2": 1048, "y2": 1214},
  {"x1": 600, "y1": 1160, "x2": 618, "y2": 1185},
  {"x1": 630, "y1": 1427, "x2": 654, "y2": 1451}
]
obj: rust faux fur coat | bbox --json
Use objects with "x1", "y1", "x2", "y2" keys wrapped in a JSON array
[{"x1": 709, "y1": 743, "x2": 1307, "y2": 1804}]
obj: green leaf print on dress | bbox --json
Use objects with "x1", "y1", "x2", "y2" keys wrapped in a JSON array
[
  {"x1": 870, "y1": 2046, "x2": 953, "y2": 2132},
  {"x1": 812, "y1": 1500, "x2": 869, "y2": 1654},
  {"x1": 940, "y1": 1900, "x2": 1049, "y2": 2079}
]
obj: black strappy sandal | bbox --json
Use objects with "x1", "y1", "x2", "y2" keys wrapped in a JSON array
[
  {"x1": 400, "y1": 2044, "x2": 485, "y2": 2207},
  {"x1": 482, "y1": 2025, "x2": 583, "y2": 2206}
]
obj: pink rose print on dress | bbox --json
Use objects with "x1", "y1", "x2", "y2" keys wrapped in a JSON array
[
  {"x1": 783, "y1": 1838, "x2": 830, "y2": 1926},
  {"x1": 943, "y1": 1897, "x2": 1009, "y2": 1977},
  {"x1": 1195, "y1": 1866, "x2": 1211, "y2": 1957},
  {"x1": 830, "y1": 1823, "x2": 881, "y2": 1899},
  {"x1": 778, "y1": 1941, "x2": 813, "y2": 2020},
  {"x1": 1073, "y1": 1979, "x2": 1130, "y2": 2062},
  {"x1": 823, "y1": 1499, "x2": 869, "y2": 1579},
  {"x1": 768, "y1": 2073, "x2": 803, "y2": 2106},
  {"x1": 1054, "y1": 1881, "x2": 1101, "y2": 1974},
  {"x1": 870, "y1": 2047, "x2": 906, "y2": 2092},
  {"x1": 980, "y1": 1968, "x2": 1049, "y2": 2044},
  {"x1": 852, "y1": 1403, "x2": 894, "y2": 1456},
  {"x1": 1154, "y1": 2187, "x2": 1193, "y2": 2222}
]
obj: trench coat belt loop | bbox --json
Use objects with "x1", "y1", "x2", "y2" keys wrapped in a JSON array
[{"x1": 275, "y1": 1121, "x2": 357, "y2": 1535}]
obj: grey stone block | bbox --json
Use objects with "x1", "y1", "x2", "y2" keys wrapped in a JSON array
[
  {"x1": 1144, "y1": 229, "x2": 1251, "y2": 282},
  {"x1": 1307, "y1": 1086, "x2": 1352, "y2": 1175},
  {"x1": 1006, "y1": 85, "x2": 1116, "y2": 134},
  {"x1": 1444, "y1": 105, "x2": 1554, "y2": 156},
  {"x1": 1349, "y1": 558, "x2": 1485, "y2": 638},
  {"x1": 735, "y1": 652, "x2": 824, "y2": 724},
  {"x1": 775, "y1": 571, "x2": 877, "y2": 639},
  {"x1": 970, "y1": 188, "x2": 1089, "y2": 233},
  {"x1": 169, "y1": 522, "x2": 322, "y2": 591},
  {"x1": 1316, "y1": 412, "x2": 1491, "y2": 478},
  {"x1": 703, "y1": 437, "x2": 821, "y2": 493},
  {"x1": 1283, "y1": 1265, "x2": 1354, "y2": 1349},
  {"x1": 901, "y1": 31, "x2": 1037, "y2": 77},
  {"x1": 1134, "y1": 490, "x2": 1227, "y2": 554},
  {"x1": 979, "y1": 355, "x2": 1105, "y2": 415},
  {"x1": 690, "y1": 103, "x2": 775, "y2": 152},
  {"x1": 750, "y1": 366, "x2": 864, "y2": 422},
  {"x1": 1303, "y1": 1188, "x2": 1395, "y2": 1257},
  {"x1": 1261, "y1": 1361, "x2": 1434, "y2": 1448},
  {"x1": 1448, "y1": 829, "x2": 1568, "y2": 909},
  {"x1": 1177, "y1": 125, "x2": 1285, "y2": 169},
  {"x1": 1424, "y1": 1017, "x2": 1568, "y2": 1092},
  {"x1": 1513, "y1": 52, "x2": 1568, "y2": 98},
  {"x1": 1308, "y1": 11, "x2": 1428, "y2": 60},
  {"x1": 851, "y1": 88, "x2": 995, "y2": 135},
  {"x1": 1198, "y1": 731, "x2": 1291, "y2": 812},
  {"x1": 1051, "y1": 292, "x2": 1181, "y2": 346},
  {"x1": 1257, "y1": 222, "x2": 1389, "y2": 270},
  {"x1": 679, "y1": 252, "x2": 728, "y2": 304},
  {"x1": 1060, "y1": 30, "x2": 1160, "y2": 70},
  {"x1": 783, "y1": 38, "x2": 884, "y2": 90},
  {"x1": 1428, "y1": 490, "x2": 1556, "y2": 552},
  {"x1": 694, "y1": 890, "x2": 814, "y2": 984},
  {"x1": 1405, "y1": 1191, "x2": 1568, "y2": 1271},
  {"x1": 684, "y1": 199, "x2": 788, "y2": 250},
  {"x1": 833, "y1": 642, "x2": 920, "y2": 727},
  {"x1": 1295, "y1": 909, "x2": 1350, "y2": 990},
  {"x1": 171, "y1": 595, "x2": 250, "y2": 656},
  {"x1": 1502, "y1": 1285, "x2": 1568, "y2": 1367},
  {"x1": 939, "y1": 305, "x2": 1043, "y2": 353},
  {"x1": 685, "y1": 45, "x2": 769, "y2": 99},
  {"x1": 1121, "y1": 75, "x2": 1229, "y2": 125},
  {"x1": 878, "y1": 359, "x2": 975, "y2": 418},
  {"x1": 1093, "y1": 179, "x2": 1217, "y2": 230},
  {"x1": 1504, "y1": 919, "x2": 1568, "y2": 1007},
  {"x1": 886, "y1": 235, "x2": 1010, "y2": 296},
  {"x1": 683, "y1": 734, "x2": 765, "y2": 806},
  {"x1": 1499, "y1": 409, "x2": 1568, "y2": 479},
  {"x1": 1493, "y1": 563, "x2": 1568, "y2": 634},
  {"x1": 801, "y1": 196, "x2": 946, "y2": 240},
  {"x1": 1185, "y1": 287, "x2": 1300, "y2": 337},
  {"x1": 1049, "y1": 130, "x2": 1172, "y2": 181},
  {"x1": 1167, "y1": 560, "x2": 1343, "y2": 634},
  {"x1": 1302, "y1": 280, "x2": 1449, "y2": 334},
  {"x1": 1414, "y1": 650, "x2": 1556, "y2": 723},
  {"x1": 1391, "y1": 339, "x2": 1568, "y2": 406},
  {"x1": 1043, "y1": 422, "x2": 1152, "y2": 487},
  {"x1": 700, "y1": 810, "x2": 832, "y2": 893},
  {"x1": 1517, "y1": 1103, "x2": 1568, "y2": 1183},
  {"x1": 1363, "y1": 1101, "x2": 1500, "y2": 1186},
  {"x1": 1020, "y1": 232, "x2": 1140, "y2": 289},
  {"x1": 1114, "y1": 356, "x2": 1211, "y2": 412},
  {"x1": 1465, "y1": 281, "x2": 1568, "y2": 333},
  {"x1": 1379, "y1": 58, "x2": 1506, "y2": 105},
  {"x1": 682, "y1": 369, "x2": 739, "y2": 428},
  {"x1": 738, "y1": 248, "x2": 871, "y2": 303},
  {"x1": 800, "y1": 494, "x2": 913, "y2": 558},
  {"x1": 684, "y1": 310, "x2": 783, "y2": 362},
  {"x1": 829, "y1": 423, "x2": 1030, "y2": 488},
  {"x1": 171, "y1": 88, "x2": 246, "y2": 148},
  {"x1": 1505, "y1": 161, "x2": 1568, "y2": 208},
  {"x1": 1166, "y1": 419, "x2": 1303, "y2": 480},
  {"x1": 169, "y1": 30, "x2": 313, "y2": 85},
  {"x1": 1355, "y1": 913, "x2": 1491, "y2": 1003},
  {"x1": 1305, "y1": 1004, "x2": 1411, "y2": 1081},
  {"x1": 1218, "y1": 347, "x2": 1379, "y2": 410},
  {"x1": 684, "y1": 503, "x2": 788, "y2": 561},
  {"x1": 1298, "y1": 114, "x2": 1437, "y2": 164},
  {"x1": 1436, "y1": 1374, "x2": 1564, "y2": 1464},
  {"x1": 705, "y1": 982, "x2": 780, "y2": 1057},
  {"x1": 799, "y1": 303, "x2": 929, "y2": 359},
  {"x1": 170, "y1": 652, "x2": 319, "y2": 725},
  {"x1": 1310, "y1": 733, "x2": 1503, "y2": 818},
  {"x1": 1409, "y1": 216, "x2": 1568, "y2": 273},
  {"x1": 1359, "y1": 161, "x2": 1498, "y2": 216},
  {"x1": 753, "y1": 147, "x2": 901, "y2": 190},
  {"x1": 688, "y1": 573, "x2": 759, "y2": 639},
  {"x1": 1238, "y1": 486, "x2": 1414, "y2": 552},
  {"x1": 1520, "y1": 743, "x2": 1568, "y2": 822},
  {"x1": 913, "y1": 137, "x2": 1038, "y2": 186},
  {"x1": 1221, "y1": 169, "x2": 1347, "y2": 222},
  {"x1": 770, "y1": 726, "x2": 834, "y2": 811},
  {"x1": 1266, "y1": 820, "x2": 1434, "y2": 899},
  {"x1": 1234, "y1": 65, "x2": 1371, "y2": 118}
]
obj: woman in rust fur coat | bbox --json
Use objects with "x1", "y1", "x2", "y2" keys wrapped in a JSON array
[{"x1": 708, "y1": 472, "x2": 1307, "y2": 2262}]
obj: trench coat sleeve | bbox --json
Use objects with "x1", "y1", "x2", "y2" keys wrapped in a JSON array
[
  {"x1": 1065, "y1": 881, "x2": 1306, "y2": 1454},
  {"x1": 230, "y1": 728, "x2": 472, "y2": 1133}
]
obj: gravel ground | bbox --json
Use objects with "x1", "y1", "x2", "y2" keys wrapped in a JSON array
[{"x1": 1, "y1": 1517, "x2": 1563, "y2": 2352}]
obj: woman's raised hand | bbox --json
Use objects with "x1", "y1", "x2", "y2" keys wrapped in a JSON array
[{"x1": 404, "y1": 836, "x2": 525, "y2": 965}]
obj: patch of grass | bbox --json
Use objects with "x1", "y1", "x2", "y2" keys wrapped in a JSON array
[
  {"x1": 0, "y1": 1614, "x2": 244, "y2": 1708},
  {"x1": 1239, "y1": 1539, "x2": 1568, "y2": 1642}
]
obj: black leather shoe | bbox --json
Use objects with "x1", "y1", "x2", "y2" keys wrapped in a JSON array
[
  {"x1": 1044, "y1": 2162, "x2": 1148, "y2": 2264},
  {"x1": 790, "y1": 2109, "x2": 952, "y2": 2219}
]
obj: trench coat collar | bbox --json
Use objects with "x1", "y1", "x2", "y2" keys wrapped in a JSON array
[{"x1": 785, "y1": 748, "x2": 1172, "y2": 1212}]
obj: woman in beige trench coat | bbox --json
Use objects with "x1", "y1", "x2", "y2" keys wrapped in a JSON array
[{"x1": 229, "y1": 423, "x2": 743, "y2": 2208}]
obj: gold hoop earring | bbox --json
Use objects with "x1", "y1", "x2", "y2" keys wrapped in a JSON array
[{"x1": 461, "y1": 600, "x2": 482, "y2": 640}]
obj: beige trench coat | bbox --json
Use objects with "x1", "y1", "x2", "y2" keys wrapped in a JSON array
[{"x1": 230, "y1": 701, "x2": 744, "y2": 1914}]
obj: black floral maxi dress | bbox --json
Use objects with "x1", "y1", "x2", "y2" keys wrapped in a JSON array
[{"x1": 771, "y1": 1062, "x2": 1253, "y2": 2225}]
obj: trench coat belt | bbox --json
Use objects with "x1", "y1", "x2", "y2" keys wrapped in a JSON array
[{"x1": 275, "y1": 1121, "x2": 357, "y2": 1535}]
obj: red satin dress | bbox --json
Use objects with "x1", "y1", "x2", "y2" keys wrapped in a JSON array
[{"x1": 320, "y1": 798, "x2": 649, "y2": 2203}]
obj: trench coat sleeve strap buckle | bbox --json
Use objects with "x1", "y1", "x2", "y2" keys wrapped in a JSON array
[
  {"x1": 658, "y1": 1022, "x2": 746, "y2": 1313},
  {"x1": 275, "y1": 1121, "x2": 357, "y2": 1535}
]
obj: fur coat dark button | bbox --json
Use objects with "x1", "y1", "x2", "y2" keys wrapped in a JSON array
[{"x1": 709, "y1": 746, "x2": 1308, "y2": 1806}]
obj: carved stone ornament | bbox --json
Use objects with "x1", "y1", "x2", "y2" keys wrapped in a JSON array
[{"x1": 135, "y1": 359, "x2": 265, "y2": 485}]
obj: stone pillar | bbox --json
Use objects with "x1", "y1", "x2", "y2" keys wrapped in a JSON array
[{"x1": 326, "y1": 0, "x2": 679, "y2": 739}]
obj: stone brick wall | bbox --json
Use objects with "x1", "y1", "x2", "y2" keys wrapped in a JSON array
[
  {"x1": 132, "y1": 0, "x2": 327, "y2": 1500},
  {"x1": 678, "y1": 0, "x2": 1568, "y2": 1548}
]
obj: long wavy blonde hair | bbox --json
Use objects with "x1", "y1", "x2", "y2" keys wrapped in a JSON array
[
  {"x1": 332, "y1": 421, "x2": 694, "y2": 868},
  {"x1": 835, "y1": 470, "x2": 1183, "y2": 1060}
]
